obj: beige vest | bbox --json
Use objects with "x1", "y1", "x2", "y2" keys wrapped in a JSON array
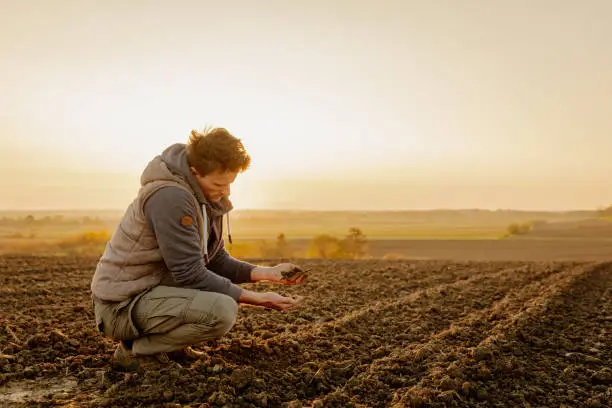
[{"x1": 90, "y1": 161, "x2": 204, "y2": 302}]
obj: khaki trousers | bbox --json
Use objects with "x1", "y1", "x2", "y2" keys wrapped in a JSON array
[{"x1": 93, "y1": 286, "x2": 238, "y2": 355}]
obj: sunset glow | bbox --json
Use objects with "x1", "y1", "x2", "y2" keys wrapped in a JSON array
[{"x1": 1, "y1": 1, "x2": 611, "y2": 211}]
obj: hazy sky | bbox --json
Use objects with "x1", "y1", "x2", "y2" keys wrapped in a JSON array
[{"x1": 1, "y1": 0, "x2": 611, "y2": 211}]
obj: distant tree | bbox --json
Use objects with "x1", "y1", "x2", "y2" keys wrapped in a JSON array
[
  {"x1": 308, "y1": 234, "x2": 341, "y2": 259},
  {"x1": 275, "y1": 233, "x2": 292, "y2": 258},
  {"x1": 259, "y1": 233, "x2": 294, "y2": 258},
  {"x1": 24, "y1": 215, "x2": 35, "y2": 224},
  {"x1": 506, "y1": 222, "x2": 532, "y2": 236},
  {"x1": 339, "y1": 227, "x2": 368, "y2": 259}
]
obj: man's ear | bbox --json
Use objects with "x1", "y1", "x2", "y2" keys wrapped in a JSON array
[{"x1": 189, "y1": 166, "x2": 199, "y2": 177}]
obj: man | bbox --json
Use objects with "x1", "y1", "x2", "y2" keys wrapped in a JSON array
[{"x1": 90, "y1": 127, "x2": 305, "y2": 371}]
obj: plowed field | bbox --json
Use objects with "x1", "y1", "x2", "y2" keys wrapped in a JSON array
[{"x1": 1, "y1": 256, "x2": 610, "y2": 407}]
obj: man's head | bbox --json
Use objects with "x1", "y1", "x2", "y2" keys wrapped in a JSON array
[{"x1": 186, "y1": 127, "x2": 251, "y2": 203}]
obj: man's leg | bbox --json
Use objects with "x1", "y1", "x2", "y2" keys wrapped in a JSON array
[{"x1": 130, "y1": 286, "x2": 238, "y2": 356}]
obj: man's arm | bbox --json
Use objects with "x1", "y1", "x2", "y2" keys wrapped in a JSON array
[
  {"x1": 206, "y1": 244, "x2": 255, "y2": 284},
  {"x1": 143, "y1": 187, "x2": 242, "y2": 301}
]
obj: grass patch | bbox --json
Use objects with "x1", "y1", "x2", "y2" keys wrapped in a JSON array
[{"x1": 0, "y1": 229, "x2": 110, "y2": 256}]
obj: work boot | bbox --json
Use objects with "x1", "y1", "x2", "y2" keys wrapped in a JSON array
[
  {"x1": 183, "y1": 346, "x2": 208, "y2": 359},
  {"x1": 112, "y1": 342, "x2": 139, "y2": 371},
  {"x1": 111, "y1": 342, "x2": 171, "y2": 372},
  {"x1": 166, "y1": 346, "x2": 208, "y2": 363}
]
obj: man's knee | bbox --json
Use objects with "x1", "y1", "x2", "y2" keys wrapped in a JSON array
[
  {"x1": 210, "y1": 294, "x2": 238, "y2": 336},
  {"x1": 188, "y1": 293, "x2": 238, "y2": 338}
]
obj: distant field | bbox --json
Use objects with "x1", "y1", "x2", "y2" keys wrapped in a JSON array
[
  {"x1": 524, "y1": 218, "x2": 612, "y2": 239},
  {"x1": 226, "y1": 209, "x2": 596, "y2": 239},
  {"x1": 234, "y1": 237, "x2": 612, "y2": 262},
  {"x1": 0, "y1": 208, "x2": 599, "y2": 240},
  {"x1": 1, "y1": 209, "x2": 611, "y2": 259}
]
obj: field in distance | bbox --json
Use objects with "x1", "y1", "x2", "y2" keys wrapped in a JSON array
[
  {"x1": 1, "y1": 209, "x2": 611, "y2": 261},
  {"x1": 0, "y1": 208, "x2": 604, "y2": 239}
]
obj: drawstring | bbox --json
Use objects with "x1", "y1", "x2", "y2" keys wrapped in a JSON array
[
  {"x1": 201, "y1": 204, "x2": 209, "y2": 263},
  {"x1": 227, "y1": 214, "x2": 233, "y2": 244},
  {"x1": 202, "y1": 204, "x2": 233, "y2": 262}
]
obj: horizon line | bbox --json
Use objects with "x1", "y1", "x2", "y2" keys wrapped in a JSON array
[{"x1": 0, "y1": 207, "x2": 601, "y2": 214}]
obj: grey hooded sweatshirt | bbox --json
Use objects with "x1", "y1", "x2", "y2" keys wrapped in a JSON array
[{"x1": 90, "y1": 143, "x2": 254, "y2": 302}]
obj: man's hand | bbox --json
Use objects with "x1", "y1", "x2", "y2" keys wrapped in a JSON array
[
  {"x1": 251, "y1": 263, "x2": 308, "y2": 285},
  {"x1": 239, "y1": 289, "x2": 303, "y2": 311}
]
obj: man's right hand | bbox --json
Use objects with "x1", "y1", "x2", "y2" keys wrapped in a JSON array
[{"x1": 239, "y1": 290, "x2": 303, "y2": 311}]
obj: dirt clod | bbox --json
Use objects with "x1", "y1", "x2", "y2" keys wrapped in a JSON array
[{"x1": 281, "y1": 266, "x2": 309, "y2": 280}]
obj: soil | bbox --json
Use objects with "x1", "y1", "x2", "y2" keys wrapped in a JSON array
[
  {"x1": 281, "y1": 267, "x2": 308, "y2": 281},
  {"x1": 0, "y1": 255, "x2": 610, "y2": 407}
]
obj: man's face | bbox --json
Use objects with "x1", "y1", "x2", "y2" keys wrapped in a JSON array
[{"x1": 191, "y1": 168, "x2": 238, "y2": 203}]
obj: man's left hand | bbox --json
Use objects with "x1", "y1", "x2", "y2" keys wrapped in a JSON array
[{"x1": 251, "y1": 263, "x2": 308, "y2": 285}]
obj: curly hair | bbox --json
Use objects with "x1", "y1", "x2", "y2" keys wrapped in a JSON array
[{"x1": 186, "y1": 127, "x2": 251, "y2": 176}]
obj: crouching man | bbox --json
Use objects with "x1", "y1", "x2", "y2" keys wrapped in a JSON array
[{"x1": 90, "y1": 127, "x2": 305, "y2": 371}]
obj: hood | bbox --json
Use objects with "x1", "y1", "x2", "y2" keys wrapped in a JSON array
[
  {"x1": 140, "y1": 143, "x2": 236, "y2": 255},
  {"x1": 140, "y1": 143, "x2": 233, "y2": 217}
]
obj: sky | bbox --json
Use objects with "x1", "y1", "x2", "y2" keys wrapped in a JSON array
[{"x1": 1, "y1": 0, "x2": 611, "y2": 211}]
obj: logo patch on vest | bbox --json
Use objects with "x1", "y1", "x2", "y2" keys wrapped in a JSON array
[{"x1": 181, "y1": 215, "x2": 193, "y2": 227}]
